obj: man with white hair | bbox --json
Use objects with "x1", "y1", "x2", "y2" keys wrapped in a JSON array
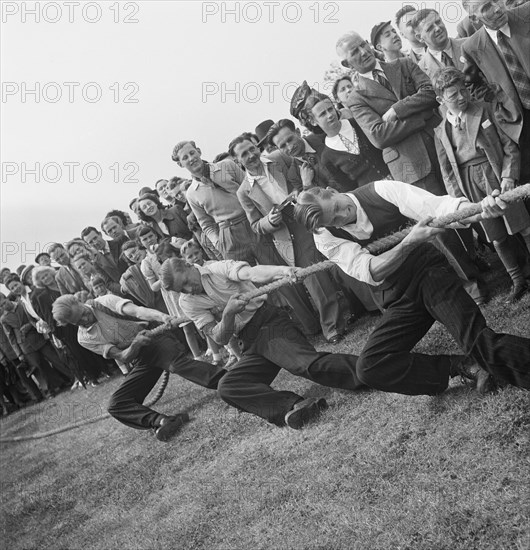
[{"x1": 52, "y1": 293, "x2": 226, "y2": 441}]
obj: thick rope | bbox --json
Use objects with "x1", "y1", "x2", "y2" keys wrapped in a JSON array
[
  {"x1": 0, "y1": 326, "x2": 174, "y2": 443},
  {"x1": 365, "y1": 184, "x2": 530, "y2": 256}
]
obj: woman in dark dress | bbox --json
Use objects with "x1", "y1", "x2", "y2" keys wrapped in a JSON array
[{"x1": 293, "y1": 84, "x2": 390, "y2": 192}]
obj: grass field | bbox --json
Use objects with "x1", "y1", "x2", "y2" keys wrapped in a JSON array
[{"x1": 1, "y1": 264, "x2": 529, "y2": 550}]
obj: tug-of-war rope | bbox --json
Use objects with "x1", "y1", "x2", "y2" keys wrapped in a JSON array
[{"x1": 1, "y1": 185, "x2": 528, "y2": 443}]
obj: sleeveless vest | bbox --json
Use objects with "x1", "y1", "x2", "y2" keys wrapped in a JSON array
[{"x1": 325, "y1": 183, "x2": 444, "y2": 302}]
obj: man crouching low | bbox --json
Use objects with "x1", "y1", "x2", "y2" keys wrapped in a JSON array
[{"x1": 160, "y1": 259, "x2": 364, "y2": 429}]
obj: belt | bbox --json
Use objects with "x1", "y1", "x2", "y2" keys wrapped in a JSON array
[
  {"x1": 459, "y1": 156, "x2": 488, "y2": 168},
  {"x1": 218, "y1": 213, "x2": 248, "y2": 229}
]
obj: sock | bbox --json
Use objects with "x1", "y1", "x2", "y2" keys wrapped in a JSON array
[{"x1": 494, "y1": 239, "x2": 525, "y2": 286}]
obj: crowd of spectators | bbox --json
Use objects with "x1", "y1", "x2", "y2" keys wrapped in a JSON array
[{"x1": 1, "y1": 0, "x2": 529, "y2": 417}]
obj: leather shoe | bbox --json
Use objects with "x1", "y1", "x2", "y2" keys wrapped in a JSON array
[
  {"x1": 285, "y1": 397, "x2": 328, "y2": 429},
  {"x1": 504, "y1": 282, "x2": 528, "y2": 304},
  {"x1": 327, "y1": 334, "x2": 344, "y2": 345},
  {"x1": 155, "y1": 413, "x2": 190, "y2": 442}
]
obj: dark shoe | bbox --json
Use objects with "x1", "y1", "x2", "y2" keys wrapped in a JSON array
[
  {"x1": 504, "y1": 282, "x2": 528, "y2": 304},
  {"x1": 155, "y1": 413, "x2": 190, "y2": 442},
  {"x1": 452, "y1": 357, "x2": 494, "y2": 395},
  {"x1": 327, "y1": 334, "x2": 344, "y2": 345},
  {"x1": 285, "y1": 398, "x2": 328, "y2": 430}
]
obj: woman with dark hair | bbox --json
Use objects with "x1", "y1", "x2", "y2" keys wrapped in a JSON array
[
  {"x1": 303, "y1": 91, "x2": 390, "y2": 191},
  {"x1": 136, "y1": 192, "x2": 192, "y2": 247},
  {"x1": 331, "y1": 75, "x2": 355, "y2": 119},
  {"x1": 31, "y1": 266, "x2": 108, "y2": 387},
  {"x1": 120, "y1": 240, "x2": 168, "y2": 314},
  {"x1": 292, "y1": 83, "x2": 390, "y2": 192}
]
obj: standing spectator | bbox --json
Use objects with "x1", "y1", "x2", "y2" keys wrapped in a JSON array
[
  {"x1": 136, "y1": 193, "x2": 192, "y2": 248},
  {"x1": 412, "y1": 9, "x2": 492, "y2": 100},
  {"x1": 0, "y1": 293, "x2": 71, "y2": 397},
  {"x1": 294, "y1": 88, "x2": 390, "y2": 191},
  {"x1": 71, "y1": 253, "x2": 122, "y2": 296},
  {"x1": 81, "y1": 226, "x2": 128, "y2": 282},
  {"x1": 371, "y1": 21, "x2": 404, "y2": 62},
  {"x1": 461, "y1": 0, "x2": 530, "y2": 180},
  {"x1": 35, "y1": 253, "x2": 52, "y2": 267},
  {"x1": 331, "y1": 76, "x2": 355, "y2": 120},
  {"x1": 395, "y1": 5, "x2": 426, "y2": 63},
  {"x1": 105, "y1": 209, "x2": 142, "y2": 239},
  {"x1": 48, "y1": 243, "x2": 88, "y2": 295},
  {"x1": 433, "y1": 68, "x2": 530, "y2": 302},
  {"x1": 120, "y1": 240, "x2": 168, "y2": 314},
  {"x1": 230, "y1": 135, "x2": 347, "y2": 344}
]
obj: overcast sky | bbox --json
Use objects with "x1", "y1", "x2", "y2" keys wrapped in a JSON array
[{"x1": 1, "y1": 0, "x2": 462, "y2": 269}]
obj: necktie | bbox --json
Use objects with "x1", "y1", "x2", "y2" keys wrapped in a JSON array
[
  {"x1": 455, "y1": 115, "x2": 463, "y2": 131},
  {"x1": 373, "y1": 69, "x2": 393, "y2": 93},
  {"x1": 339, "y1": 133, "x2": 360, "y2": 155},
  {"x1": 441, "y1": 51, "x2": 455, "y2": 68},
  {"x1": 496, "y1": 30, "x2": 530, "y2": 109}
]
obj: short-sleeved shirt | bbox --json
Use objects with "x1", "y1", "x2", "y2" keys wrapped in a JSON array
[
  {"x1": 178, "y1": 260, "x2": 266, "y2": 334},
  {"x1": 77, "y1": 295, "x2": 148, "y2": 359}
]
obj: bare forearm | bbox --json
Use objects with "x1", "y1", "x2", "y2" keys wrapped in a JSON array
[
  {"x1": 209, "y1": 312, "x2": 237, "y2": 346},
  {"x1": 369, "y1": 241, "x2": 417, "y2": 282},
  {"x1": 241, "y1": 264, "x2": 292, "y2": 284}
]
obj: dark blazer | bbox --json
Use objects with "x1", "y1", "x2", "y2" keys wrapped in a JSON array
[
  {"x1": 461, "y1": 4, "x2": 530, "y2": 143},
  {"x1": 346, "y1": 58, "x2": 442, "y2": 186},
  {"x1": 149, "y1": 205, "x2": 193, "y2": 243},
  {"x1": 55, "y1": 265, "x2": 87, "y2": 295},
  {"x1": 93, "y1": 244, "x2": 128, "y2": 283},
  {"x1": 1, "y1": 302, "x2": 46, "y2": 356}
]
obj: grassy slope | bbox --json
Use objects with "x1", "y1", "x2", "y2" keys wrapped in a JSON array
[{"x1": 1, "y1": 268, "x2": 529, "y2": 550}]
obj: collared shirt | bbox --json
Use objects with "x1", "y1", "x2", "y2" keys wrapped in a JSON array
[
  {"x1": 446, "y1": 110, "x2": 465, "y2": 128},
  {"x1": 77, "y1": 294, "x2": 147, "y2": 359},
  {"x1": 178, "y1": 260, "x2": 266, "y2": 334},
  {"x1": 360, "y1": 60, "x2": 385, "y2": 81},
  {"x1": 246, "y1": 158, "x2": 288, "y2": 205},
  {"x1": 325, "y1": 119, "x2": 360, "y2": 154},
  {"x1": 485, "y1": 23, "x2": 511, "y2": 46},
  {"x1": 429, "y1": 43, "x2": 454, "y2": 65},
  {"x1": 312, "y1": 180, "x2": 470, "y2": 285}
]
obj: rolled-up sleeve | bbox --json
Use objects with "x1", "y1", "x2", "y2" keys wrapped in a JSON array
[
  {"x1": 313, "y1": 229, "x2": 381, "y2": 286},
  {"x1": 204, "y1": 260, "x2": 251, "y2": 282}
]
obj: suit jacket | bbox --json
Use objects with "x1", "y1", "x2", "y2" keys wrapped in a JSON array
[
  {"x1": 55, "y1": 265, "x2": 87, "y2": 295},
  {"x1": 1, "y1": 302, "x2": 46, "y2": 356},
  {"x1": 419, "y1": 38, "x2": 492, "y2": 102},
  {"x1": 346, "y1": 57, "x2": 441, "y2": 184},
  {"x1": 434, "y1": 101, "x2": 520, "y2": 195},
  {"x1": 237, "y1": 152, "x2": 303, "y2": 264},
  {"x1": 148, "y1": 205, "x2": 192, "y2": 244},
  {"x1": 406, "y1": 48, "x2": 425, "y2": 65},
  {"x1": 93, "y1": 245, "x2": 128, "y2": 283},
  {"x1": 461, "y1": 4, "x2": 530, "y2": 142}
]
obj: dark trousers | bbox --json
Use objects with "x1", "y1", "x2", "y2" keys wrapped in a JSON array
[
  {"x1": 356, "y1": 256, "x2": 530, "y2": 395},
  {"x1": 39, "y1": 341, "x2": 74, "y2": 382},
  {"x1": 107, "y1": 332, "x2": 225, "y2": 430},
  {"x1": 218, "y1": 305, "x2": 363, "y2": 426}
]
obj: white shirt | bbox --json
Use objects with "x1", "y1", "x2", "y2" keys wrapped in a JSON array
[
  {"x1": 360, "y1": 60, "x2": 385, "y2": 81},
  {"x1": 446, "y1": 110, "x2": 465, "y2": 128},
  {"x1": 325, "y1": 119, "x2": 360, "y2": 155},
  {"x1": 485, "y1": 23, "x2": 511, "y2": 46},
  {"x1": 312, "y1": 180, "x2": 470, "y2": 285},
  {"x1": 247, "y1": 158, "x2": 288, "y2": 205},
  {"x1": 428, "y1": 43, "x2": 454, "y2": 64}
]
